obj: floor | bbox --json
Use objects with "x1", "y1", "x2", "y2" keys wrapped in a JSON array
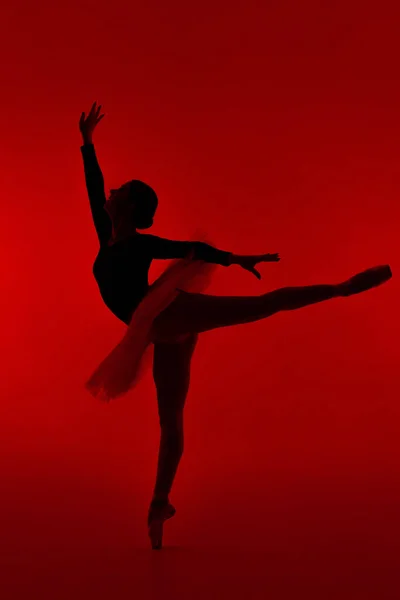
[{"x1": 2, "y1": 466, "x2": 399, "y2": 600}]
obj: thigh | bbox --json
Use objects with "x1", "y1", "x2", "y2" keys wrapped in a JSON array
[
  {"x1": 152, "y1": 333, "x2": 199, "y2": 426},
  {"x1": 152, "y1": 289, "x2": 268, "y2": 341}
]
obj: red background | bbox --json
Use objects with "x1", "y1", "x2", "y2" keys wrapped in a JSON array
[{"x1": 1, "y1": 0, "x2": 399, "y2": 598}]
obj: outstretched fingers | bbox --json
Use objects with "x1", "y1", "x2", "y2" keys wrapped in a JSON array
[
  {"x1": 89, "y1": 101, "x2": 98, "y2": 115},
  {"x1": 261, "y1": 253, "x2": 280, "y2": 262},
  {"x1": 94, "y1": 102, "x2": 105, "y2": 124},
  {"x1": 79, "y1": 102, "x2": 105, "y2": 134}
]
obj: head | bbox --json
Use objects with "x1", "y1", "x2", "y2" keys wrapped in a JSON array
[{"x1": 105, "y1": 180, "x2": 158, "y2": 240}]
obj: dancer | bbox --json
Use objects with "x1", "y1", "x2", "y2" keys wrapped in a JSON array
[{"x1": 79, "y1": 102, "x2": 392, "y2": 549}]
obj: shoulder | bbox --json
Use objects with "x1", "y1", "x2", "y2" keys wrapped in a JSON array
[{"x1": 137, "y1": 233, "x2": 160, "y2": 246}]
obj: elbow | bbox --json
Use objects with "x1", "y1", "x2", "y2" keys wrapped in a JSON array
[{"x1": 192, "y1": 241, "x2": 207, "y2": 259}]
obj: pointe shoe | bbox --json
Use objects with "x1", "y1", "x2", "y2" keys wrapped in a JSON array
[
  {"x1": 148, "y1": 501, "x2": 176, "y2": 550},
  {"x1": 340, "y1": 265, "x2": 392, "y2": 297}
]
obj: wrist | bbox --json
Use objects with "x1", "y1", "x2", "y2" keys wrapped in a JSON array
[
  {"x1": 229, "y1": 254, "x2": 241, "y2": 266},
  {"x1": 82, "y1": 135, "x2": 93, "y2": 145}
]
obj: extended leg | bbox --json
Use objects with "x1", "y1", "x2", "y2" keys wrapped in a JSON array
[{"x1": 152, "y1": 265, "x2": 391, "y2": 342}]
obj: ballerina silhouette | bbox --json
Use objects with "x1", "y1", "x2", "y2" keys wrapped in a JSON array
[{"x1": 79, "y1": 101, "x2": 392, "y2": 549}]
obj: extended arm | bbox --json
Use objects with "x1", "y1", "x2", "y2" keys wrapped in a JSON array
[
  {"x1": 79, "y1": 102, "x2": 111, "y2": 246},
  {"x1": 142, "y1": 234, "x2": 280, "y2": 278},
  {"x1": 142, "y1": 234, "x2": 233, "y2": 266}
]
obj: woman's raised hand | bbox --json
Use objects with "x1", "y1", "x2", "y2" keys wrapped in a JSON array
[{"x1": 79, "y1": 101, "x2": 105, "y2": 144}]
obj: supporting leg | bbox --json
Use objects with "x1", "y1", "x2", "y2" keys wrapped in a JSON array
[{"x1": 149, "y1": 333, "x2": 198, "y2": 549}]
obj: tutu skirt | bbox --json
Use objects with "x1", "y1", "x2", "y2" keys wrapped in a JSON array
[{"x1": 85, "y1": 248, "x2": 217, "y2": 402}]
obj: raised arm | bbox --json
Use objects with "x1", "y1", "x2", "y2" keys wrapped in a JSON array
[{"x1": 79, "y1": 102, "x2": 112, "y2": 247}]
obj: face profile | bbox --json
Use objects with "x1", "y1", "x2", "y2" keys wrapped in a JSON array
[
  {"x1": 129, "y1": 180, "x2": 158, "y2": 230},
  {"x1": 106, "y1": 180, "x2": 158, "y2": 232}
]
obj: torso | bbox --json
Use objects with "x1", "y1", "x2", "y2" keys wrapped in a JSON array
[{"x1": 93, "y1": 235, "x2": 152, "y2": 325}]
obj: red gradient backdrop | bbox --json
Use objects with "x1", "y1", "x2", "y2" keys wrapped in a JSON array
[{"x1": 1, "y1": 1, "x2": 399, "y2": 598}]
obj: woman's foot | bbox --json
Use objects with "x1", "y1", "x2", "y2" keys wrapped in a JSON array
[
  {"x1": 147, "y1": 499, "x2": 176, "y2": 550},
  {"x1": 339, "y1": 265, "x2": 392, "y2": 297}
]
